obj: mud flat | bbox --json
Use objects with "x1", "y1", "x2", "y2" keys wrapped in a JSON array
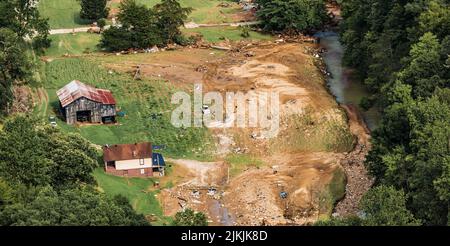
[
  {"x1": 104, "y1": 39, "x2": 373, "y2": 225},
  {"x1": 201, "y1": 41, "x2": 367, "y2": 225}
]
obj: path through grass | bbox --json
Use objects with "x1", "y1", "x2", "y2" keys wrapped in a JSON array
[{"x1": 46, "y1": 33, "x2": 101, "y2": 57}]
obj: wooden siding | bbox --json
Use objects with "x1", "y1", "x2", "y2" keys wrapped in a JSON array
[
  {"x1": 105, "y1": 166, "x2": 153, "y2": 177},
  {"x1": 64, "y1": 97, "x2": 116, "y2": 124}
]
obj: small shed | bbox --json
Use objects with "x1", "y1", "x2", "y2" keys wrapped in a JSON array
[{"x1": 57, "y1": 80, "x2": 116, "y2": 124}]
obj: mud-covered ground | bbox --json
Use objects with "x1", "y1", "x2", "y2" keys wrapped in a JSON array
[{"x1": 97, "y1": 40, "x2": 372, "y2": 225}]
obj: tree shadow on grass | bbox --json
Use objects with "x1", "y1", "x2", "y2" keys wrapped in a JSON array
[
  {"x1": 73, "y1": 12, "x2": 92, "y2": 26},
  {"x1": 50, "y1": 100, "x2": 65, "y2": 121}
]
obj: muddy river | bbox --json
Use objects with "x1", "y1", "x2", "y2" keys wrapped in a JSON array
[{"x1": 315, "y1": 31, "x2": 380, "y2": 130}]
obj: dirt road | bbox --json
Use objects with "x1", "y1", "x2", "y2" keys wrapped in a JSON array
[{"x1": 49, "y1": 21, "x2": 261, "y2": 35}]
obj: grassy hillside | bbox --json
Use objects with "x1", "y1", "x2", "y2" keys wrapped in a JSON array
[
  {"x1": 40, "y1": 0, "x2": 245, "y2": 29},
  {"x1": 93, "y1": 168, "x2": 170, "y2": 225},
  {"x1": 46, "y1": 33, "x2": 101, "y2": 56},
  {"x1": 111, "y1": 0, "x2": 243, "y2": 24},
  {"x1": 40, "y1": 58, "x2": 214, "y2": 159},
  {"x1": 183, "y1": 26, "x2": 272, "y2": 43},
  {"x1": 38, "y1": 0, "x2": 89, "y2": 29}
]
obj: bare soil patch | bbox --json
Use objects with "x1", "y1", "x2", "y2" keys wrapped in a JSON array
[{"x1": 94, "y1": 40, "x2": 372, "y2": 225}]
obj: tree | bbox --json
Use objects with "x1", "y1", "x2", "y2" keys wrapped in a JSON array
[
  {"x1": 315, "y1": 216, "x2": 362, "y2": 226},
  {"x1": 315, "y1": 186, "x2": 420, "y2": 226},
  {"x1": 339, "y1": 0, "x2": 450, "y2": 226},
  {"x1": 0, "y1": 186, "x2": 149, "y2": 226},
  {"x1": 0, "y1": 29, "x2": 34, "y2": 115},
  {"x1": 417, "y1": 0, "x2": 450, "y2": 40},
  {"x1": 0, "y1": 116, "x2": 97, "y2": 188},
  {"x1": 366, "y1": 89, "x2": 450, "y2": 225},
  {"x1": 359, "y1": 186, "x2": 420, "y2": 226},
  {"x1": 153, "y1": 0, "x2": 192, "y2": 44},
  {"x1": 99, "y1": 26, "x2": 135, "y2": 51},
  {"x1": 80, "y1": 0, "x2": 109, "y2": 21},
  {"x1": 0, "y1": 0, "x2": 50, "y2": 50},
  {"x1": 99, "y1": 0, "x2": 163, "y2": 51},
  {"x1": 0, "y1": 115, "x2": 149, "y2": 226},
  {"x1": 0, "y1": 179, "x2": 13, "y2": 209},
  {"x1": 172, "y1": 209, "x2": 208, "y2": 226},
  {"x1": 397, "y1": 33, "x2": 448, "y2": 98},
  {"x1": 97, "y1": 18, "x2": 107, "y2": 29},
  {"x1": 256, "y1": 0, "x2": 328, "y2": 32}
]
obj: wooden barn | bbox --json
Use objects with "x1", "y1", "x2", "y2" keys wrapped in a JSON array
[{"x1": 57, "y1": 80, "x2": 116, "y2": 125}]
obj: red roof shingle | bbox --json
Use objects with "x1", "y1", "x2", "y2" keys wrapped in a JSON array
[
  {"x1": 103, "y1": 142, "x2": 153, "y2": 162},
  {"x1": 57, "y1": 80, "x2": 116, "y2": 108}
]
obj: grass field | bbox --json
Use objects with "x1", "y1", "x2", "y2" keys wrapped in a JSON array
[
  {"x1": 46, "y1": 33, "x2": 101, "y2": 57},
  {"x1": 111, "y1": 0, "x2": 243, "y2": 24},
  {"x1": 269, "y1": 111, "x2": 355, "y2": 154},
  {"x1": 225, "y1": 153, "x2": 264, "y2": 177},
  {"x1": 40, "y1": 0, "x2": 245, "y2": 29},
  {"x1": 39, "y1": 0, "x2": 90, "y2": 29},
  {"x1": 44, "y1": 26, "x2": 272, "y2": 57},
  {"x1": 183, "y1": 26, "x2": 273, "y2": 43},
  {"x1": 40, "y1": 58, "x2": 214, "y2": 159},
  {"x1": 93, "y1": 168, "x2": 171, "y2": 225}
]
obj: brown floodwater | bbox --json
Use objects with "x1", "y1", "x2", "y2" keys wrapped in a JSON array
[{"x1": 315, "y1": 31, "x2": 380, "y2": 130}]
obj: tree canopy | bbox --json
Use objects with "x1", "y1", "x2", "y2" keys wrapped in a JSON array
[
  {"x1": 80, "y1": 0, "x2": 109, "y2": 21},
  {"x1": 0, "y1": 29, "x2": 34, "y2": 116},
  {"x1": 0, "y1": 0, "x2": 50, "y2": 50},
  {"x1": 339, "y1": 0, "x2": 450, "y2": 226},
  {"x1": 0, "y1": 0, "x2": 50, "y2": 115},
  {"x1": 316, "y1": 185, "x2": 420, "y2": 226},
  {"x1": 171, "y1": 208, "x2": 208, "y2": 226},
  {"x1": 0, "y1": 116, "x2": 149, "y2": 226},
  {"x1": 255, "y1": 0, "x2": 329, "y2": 32},
  {"x1": 99, "y1": 0, "x2": 191, "y2": 51}
]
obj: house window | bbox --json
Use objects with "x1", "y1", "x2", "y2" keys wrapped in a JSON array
[
  {"x1": 140, "y1": 169, "x2": 145, "y2": 175},
  {"x1": 139, "y1": 159, "x2": 144, "y2": 165}
]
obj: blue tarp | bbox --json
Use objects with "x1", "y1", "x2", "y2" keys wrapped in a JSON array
[
  {"x1": 152, "y1": 153, "x2": 166, "y2": 167},
  {"x1": 152, "y1": 145, "x2": 166, "y2": 150}
]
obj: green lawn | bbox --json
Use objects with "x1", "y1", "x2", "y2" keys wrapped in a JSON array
[
  {"x1": 93, "y1": 168, "x2": 171, "y2": 225},
  {"x1": 40, "y1": 0, "x2": 244, "y2": 29},
  {"x1": 225, "y1": 153, "x2": 264, "y2": 177},
  {"x1": 46, "y1": 33, "x2": 101, "y2": 57},
  {"x1": 183, "y1": 26, "x2": 273, "y2": 43},
  {"x1": 112, "y1": 0, "x2": 242, "y2": 24},
  {"x1": 39, "y1": 0, "x2": 90, "y2": 29},
  {"x1": 41, "y1": 58, "x2": 214, "y2": 159},
  {"x1": 44, "y1": 26, "x2": 272, "y2": 57}
]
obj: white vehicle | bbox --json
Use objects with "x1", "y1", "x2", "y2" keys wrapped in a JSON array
[
  {"x1": 202, "y1": 105, "x2": 211, "y2": 115},
  {"x1": 49, "y1": 116, "x2": 57, "y2": 127}
]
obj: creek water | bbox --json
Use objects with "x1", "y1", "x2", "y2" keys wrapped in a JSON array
[{"x1": 314, "y1": 31, "x2": 380, "y2": 130}]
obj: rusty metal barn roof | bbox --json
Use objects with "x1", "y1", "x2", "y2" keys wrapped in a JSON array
[
  {"x1": 103, "y1": 142, "x2": 153, "y2": 162},
  {"x1": 57, "y1": 80, "x2": 116, "y2": 108}
]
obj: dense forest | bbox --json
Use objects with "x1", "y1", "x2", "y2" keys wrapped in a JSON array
[
  {"x1": 0, "y1": 0, "x2": 148, "y2": 225},
  {"x1": 0, "y1": 116, "x2": 149, "y2": 225},
  {"x1": 320, "y1": 0, "x2": 450, "y2": 225}
]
